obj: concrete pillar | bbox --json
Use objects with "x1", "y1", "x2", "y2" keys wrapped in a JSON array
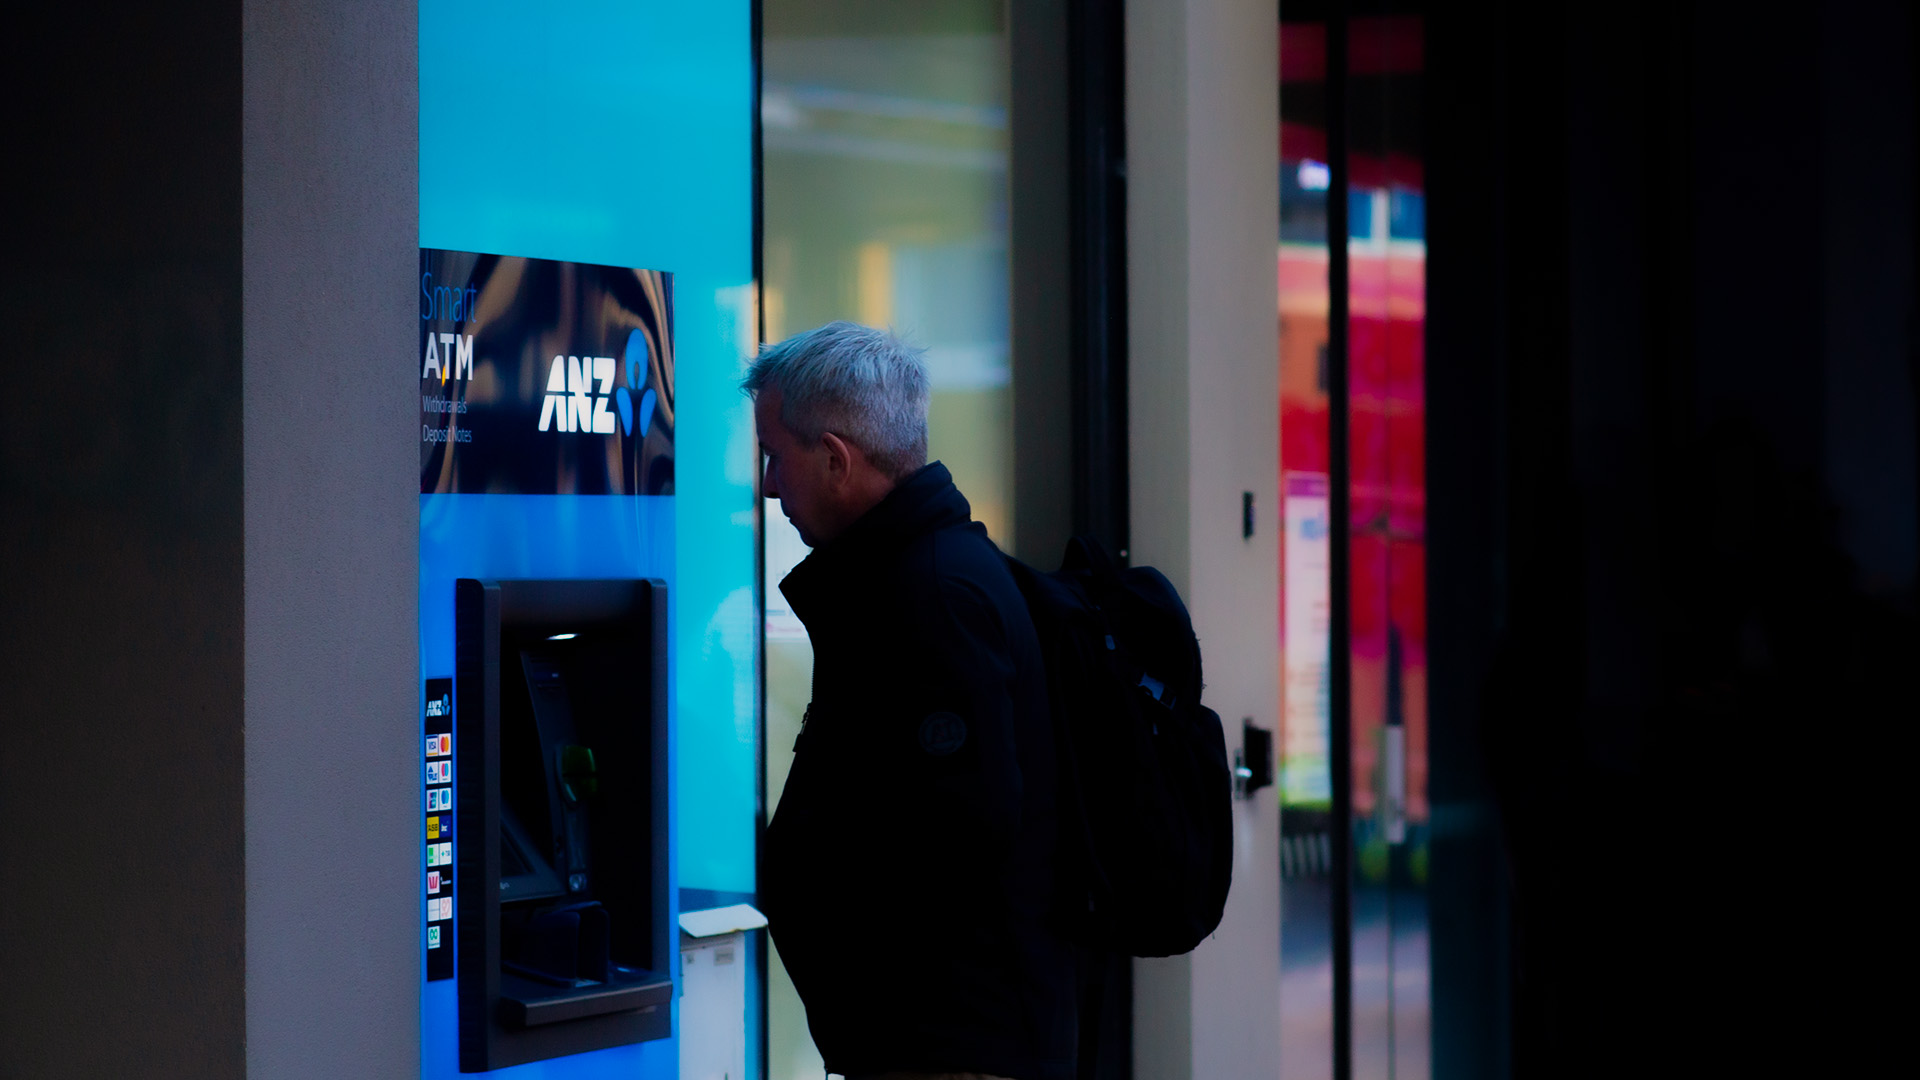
[
  {"x1": 1124, "y1": 0, "x2": 1282, "y2": 1076},
  {"x1": 242, "y1": 1, "x2": 420, "y2": 1075}
]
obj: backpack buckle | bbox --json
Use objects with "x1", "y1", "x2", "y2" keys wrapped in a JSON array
[{"x1": 1137, "y1": 672, "x2": 1174, "y2": 708}]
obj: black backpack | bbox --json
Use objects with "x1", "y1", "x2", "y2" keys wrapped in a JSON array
[{"x1": 1005, "y1": 536, "x2": 1234, "y2": 957}]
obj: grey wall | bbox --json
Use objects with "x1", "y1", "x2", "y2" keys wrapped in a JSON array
[
  {"x1": 0, "y1": 6, "x2": 248, "y2": 1077},
  {"x1": 242, "y1": 1, "x2": 420, "y2": 1076}
]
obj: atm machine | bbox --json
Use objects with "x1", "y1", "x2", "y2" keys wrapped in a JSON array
[
  {"x1": 418, "y1": 247, "x2": 688, "y2": 1078},
  {"x1": 455, "y1": 578, "x2": 672, "y2": 1070}
]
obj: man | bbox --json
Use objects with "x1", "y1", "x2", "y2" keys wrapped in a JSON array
[{"x1": 747, "y1": 322, "x2": 1075, "y2": 1080}]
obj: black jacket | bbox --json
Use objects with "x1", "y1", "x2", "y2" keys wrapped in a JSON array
[{"x1": 762, "y1": 463, "x2": 1076, "y2": 1080}]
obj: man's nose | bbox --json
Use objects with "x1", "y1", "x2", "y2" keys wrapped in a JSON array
[{"x1": 762, "y1": 461, "x2": 779, "y2": 499}]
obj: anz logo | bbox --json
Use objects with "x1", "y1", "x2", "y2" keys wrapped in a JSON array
[
  {"x1": 539, "y1": 328, "x2": 658, "y2": 438},
  {"x1": 539, "y1": 354, "x2": 619, "y2": 433}
]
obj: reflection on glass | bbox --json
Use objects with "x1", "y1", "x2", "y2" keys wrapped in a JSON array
[
  {"x1": 1280, "y1": 15, "x2": 1430, "y2": 1080},
  {"x1": 760, "y1": 5, "x2": 1010, "y2": 1080},
  {"x1": 1279, "y1": 17, "x2": 1336, "y2": 1080},
  {"x1": 1347, "y1": 14, "x2": 1428, "y2": 1080}
]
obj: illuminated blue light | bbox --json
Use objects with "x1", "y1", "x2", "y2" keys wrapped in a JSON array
[{"x1": 420, "y1": 2, "x2": 756, "y2": 1077}]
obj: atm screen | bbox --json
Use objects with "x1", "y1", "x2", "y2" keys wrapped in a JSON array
[
  {"x1": 496, "y1": 630, "x2": 657, "y2": 973},
  {"x1": 499, "y1": 653, "x2": 563, "y2": 903}
]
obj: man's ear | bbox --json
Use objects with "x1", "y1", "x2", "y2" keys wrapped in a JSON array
[{"x1": 819, "y1": 430, "x2": 856, "y2": 487}]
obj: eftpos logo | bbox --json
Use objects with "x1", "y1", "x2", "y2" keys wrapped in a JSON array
[{"x1": 538, "y1": 328, "x2": 658, "y2": 438}]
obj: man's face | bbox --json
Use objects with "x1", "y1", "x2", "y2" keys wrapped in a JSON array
[{"x1": 755, "y1": 388, "x2": 834, "y2": 547}]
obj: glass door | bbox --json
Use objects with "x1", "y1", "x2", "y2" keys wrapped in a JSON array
[
  {"x1": 1279, "y1": 8, "x2": 1428, "y2": 1080},
  {"x1": 1278, "y1": 14, "x2": 1337, "y2": 1080},
  {"x1": 1346, "y1": 12, "x2": 1429, "y2": 1080}
]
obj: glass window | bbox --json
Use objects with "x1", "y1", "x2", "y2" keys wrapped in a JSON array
[
  {"x1": 759, "y1": 5, "x2": 1011, "y2": 1078},
  {"x1": 1279, "y1": 13, "x2": 1429, "y2": 1080},
  {"x1": 1278, "y1": 17, "x2": 1338, "y2": 1080},
  {"x1": 1346, "y1": 16, "x2": 1429, "y2": 1079}
]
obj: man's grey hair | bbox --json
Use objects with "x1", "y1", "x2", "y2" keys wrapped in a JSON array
[{"x1": 742, "y1": 321, "x2": 931, "y2": 479}]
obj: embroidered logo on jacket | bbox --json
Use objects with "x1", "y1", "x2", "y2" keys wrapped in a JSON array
[{"x1": 919, "y1": 711, "x2": 968, "y2": 756}]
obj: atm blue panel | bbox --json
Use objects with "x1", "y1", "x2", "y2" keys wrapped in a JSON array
[{"x1": 420, "y1": 2, "x2": 756, "y2": 1076}]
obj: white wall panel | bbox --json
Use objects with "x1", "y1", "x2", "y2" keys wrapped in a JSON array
[{"x1": 1126, "y1": 0, "x2": 1282, "y2": 1075}]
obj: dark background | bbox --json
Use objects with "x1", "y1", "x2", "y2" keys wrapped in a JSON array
[
  {"x1": 1425, "y1": 0, "x2": 1916, "y2": 1075},
  {"x1": 1, "y1": 7, "x2": 246, "y2": 1078}
]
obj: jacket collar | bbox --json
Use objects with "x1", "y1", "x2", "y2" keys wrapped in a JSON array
[{"x1": 779, "y1": 462, "x2": 971, "y2": 623}]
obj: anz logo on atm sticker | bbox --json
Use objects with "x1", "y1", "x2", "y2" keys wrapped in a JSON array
[{"x1": 538, "y1": 328, "x2": 658, "y2": 438}]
